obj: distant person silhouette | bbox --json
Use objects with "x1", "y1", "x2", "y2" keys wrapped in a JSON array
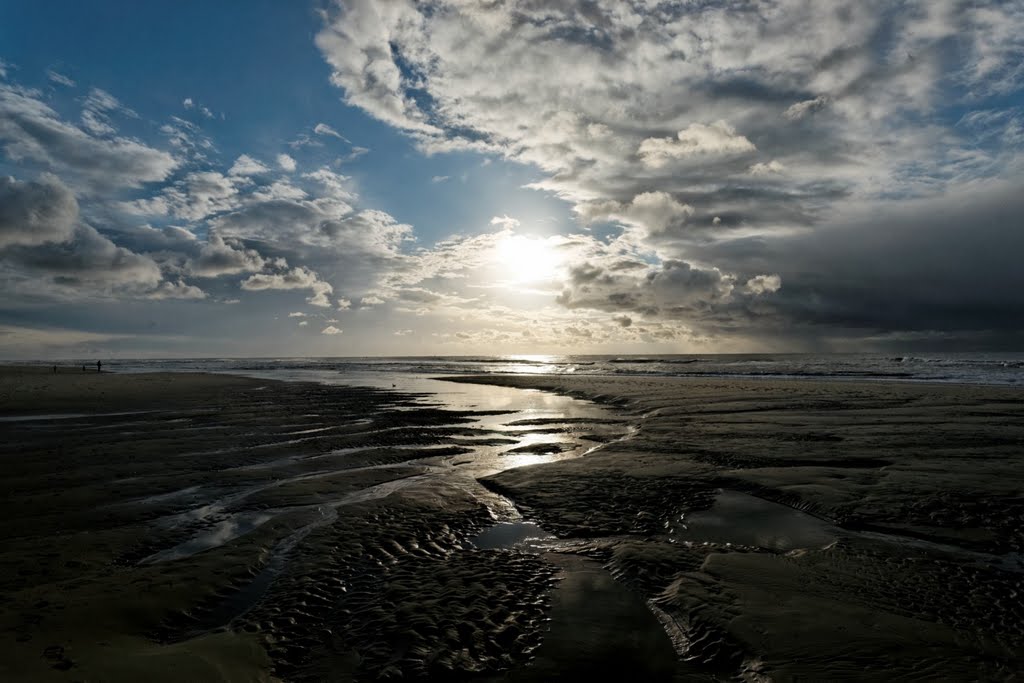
[
  {"x1": 96, "y1": 360, "x2": 102, "y2": 373},
  {"x1": 52, "y1": 365, "x2": 56, "y2": 374}
]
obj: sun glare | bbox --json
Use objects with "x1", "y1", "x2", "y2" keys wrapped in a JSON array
[{"x1": 495, "y1": 234, "x2": 563, "y2": 284}]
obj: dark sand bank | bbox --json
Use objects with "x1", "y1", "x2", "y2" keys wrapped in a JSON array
[
  {"x1": 449, "y1": 374, "x2": 1024, "y2": 680},
  {"x1": 2, "y1": 368, "x2": 1023, "y2": 681},
  {"x1": 0, "y1": 364, "x2": 270, "y2": 415},
  {"x1": 0, "y1": 368, "x2": 629, "y2": 681}
]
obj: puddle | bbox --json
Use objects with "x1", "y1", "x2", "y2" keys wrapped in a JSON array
[
  {"x1": 493, "y1": 555, "x2": 679, "y2": 682},
  {"x1": 142, "y1": 511, "x2": 277, "y2": 564},
  {"x1": 472, "y1": 521, "x2": 554, "y2": 550},
  {"x1": 183, "y1": 506, "x2": 339, "y2": 635},
  {"x1": 332, "y1": 473, "x2": 431, "y2": 506},
  {"x1": 673, "y1": 490, "x2": 837, "y2": 551},
  {"x1": 0, "y1": 410, "x2": 157, "y2": 422}
]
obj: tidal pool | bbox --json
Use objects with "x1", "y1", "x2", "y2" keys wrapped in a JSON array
[{"x1": 673, "y1": 489, "x2": 837, "y2": 551}]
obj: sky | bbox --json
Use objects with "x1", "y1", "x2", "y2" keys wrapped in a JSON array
[{"x1": 0, "y1": 0, "x2": 1022, "y2": 359}]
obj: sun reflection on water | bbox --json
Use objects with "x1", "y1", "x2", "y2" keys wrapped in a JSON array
[{"x1": 500, "y1": 354, "x2": 563, "y2": 374}]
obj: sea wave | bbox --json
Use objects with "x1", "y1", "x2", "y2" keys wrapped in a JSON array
[{"x1": 87, "y1": 353, "x2": 1024, "y2": 387}]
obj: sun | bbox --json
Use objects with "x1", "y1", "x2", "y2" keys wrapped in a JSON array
[{"x1": 494, "y1": 234, "x2": 563, "y2": 283}]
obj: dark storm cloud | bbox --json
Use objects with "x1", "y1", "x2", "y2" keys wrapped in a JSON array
[
  {"x1": 690, "y1": 182, "x2": 1024, "y2": 342},
  {"x1": 0, "y1": 84, "x2": 177, "y2": 191},
  {"x1": 0, "y1": 173, "x2": 198, "y2": 299},
  {"x1": 7, "y1": 223, "x2": 162, "y2": 288},
  {"x1": 0, "y1": 173, "x2": 78, "y2": 248}
]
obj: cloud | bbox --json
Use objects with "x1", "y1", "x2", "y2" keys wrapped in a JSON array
[
  {"x1": 147, "y1": 280, "x2": 207, "y2": 300},
  {"x1": 637, "y1": 121, "x2": 756, "y2": 168},
  {"x1": 784, "y1": 96, "x2": 829, "y2": 121},
  {"x1": 314, "y1": 1, "x2": 1023, "y2": 225},
  {"x1": 749, "y1": 160, "x2": 786, "y2": 176},
  {"x1": 188, "y1": 232, "x2": 266, "y2": 277},
  {"x1": 47, "y1": 70, "x2": 75, "y2": 87},
  {"x1": 556, "y1": 258, "x2": 741, "y2": 318},
  {"x1": 577, "y1": 191, "x2": 694, "y2": 236},
  {"x1": 125, "y1": 170, "x2": 243, "y2": 221},
  {"x1": 288, "y1": 311, "x2": 306, "y2": 318},
  {"x1": 0, "y1": 175, "x2": 184, "y2": 299},
  {"x1": 6, "y1": 223, "x2": 162, "y2": 291},
  {"x1": 302, "y1": 167, "x2": 354, "y2": 201},
  {"x1": 690, "y1": 180, "x2": 1024, "y2": 343},
  {"x1": 277, "y1": 153, "x2": 297, "y2": 172},
  {"x1": 315, "y1": 2, "x2": 441, "y2": 134},
  {"x1": 228, "y1": 154, "x2": 269, "y2": 176},
  {"x1": 183, "y1": 97, "x2": 214, "y2": 118},
  {"x1": 431, "y1": 175, "x2": 449, "y2": 183},
  {"x1": 80, "y1": 88, "x2": 128, "y2": 137},
  {"x1": 159, "y1": 115, "x2": 214, "y2": 160},
  {"x1": 0, "y1": 4, "x2": 1019, "y2": 354},
  {"x1": 241, "y1": 265, "x2": 334, "y2": 307},
  {"x1": 0, "y1": 83, "x2": 177, "y2": 190},
  {"x1": 744, "y1": 274, "x2": 782, "y2": 295},
  {"x1": 346, "y1": 146, "x2": 369, "y2": 160},
  {"x1": 214, "y1": 200, "x2": 409, "y2": 258},
  {"x1": 298, "y1": 320, "x2": 308, "y2": 326},
  {"x1": 321, "y1": 325, "x2": 343, "y2": 335},
  {"x1": 308, "y1": 0, "x2": 1024, "y2": 349},
  {"x1": 490, "y1": 215, "x2": 520, "y2": 230},
  {"x1": 288, "y1": 133, "x2": 320, "y2": 149},
  {"x1": 314, "y1": 122, "x2": 350, "y2": 142},
  {"x1": 0, "y1": 173, "x2": 78, "y2": 248}
]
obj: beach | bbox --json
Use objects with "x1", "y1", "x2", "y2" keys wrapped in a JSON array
[{"x1": 1, "y1": 366, "x2": 1021, "y2": 680}]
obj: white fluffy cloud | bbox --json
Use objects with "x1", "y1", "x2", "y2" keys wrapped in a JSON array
[
  {"x1": 637, "y1": 121, "x2": 756, "y2": 168},
  {"x1": 241, "y1": 265, "x2": 334, "y2": 307},
  {"x1": 744, "y1": 274, "x2": 783, "y2": 295},
  {"x1": 277, "y1": 153, "x2": 297, "y2": 172},
  {"x1": 229, "y1": 154, "x2": 269, "y2": 176},
  {"x1": 188, "y1": 232, "x2": 266, "y2": 277},
  {"x1": 315, "y1": 0, "x2": 1024, "y2": 227},
  {"x1": 576, "y1": 192, "x2": 694, "y2": 236},
  {"x1": 125, "y1": 170, "x2": 244, "y2": 221}
]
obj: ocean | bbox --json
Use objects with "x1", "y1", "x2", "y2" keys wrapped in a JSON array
[{"x1": 37, "y1": 352, "x2": 1024, "y2": 386}]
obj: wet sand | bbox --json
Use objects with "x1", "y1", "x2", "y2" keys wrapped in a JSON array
[
  {"x1": 0, "y1": 367, "x2": 632, "y2": 681},
  {"x1": 455, "y1": 374, "x2": 1024, "y2": 680},
  {"x1": 2, "y1": 367, "x2": 1022, "y2": 680}
]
